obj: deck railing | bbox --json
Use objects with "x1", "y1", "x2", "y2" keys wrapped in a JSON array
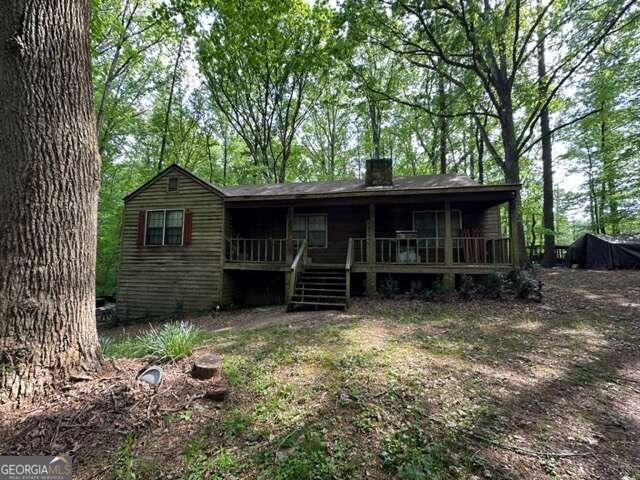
[
  {"x1": 453, "y1": 237, "x2": 510, "y2": 264},
  {"x1": 288, "y1": 239, "x2": 308, "y2": 302},
  {"x1": 374, "y1": 237, "x2": 444, "y2": 264},
  {"x1": 345, "y1": 238, "x2": 354, "y2": 305},
  {"x1": 225, "y1": 236, "x2": 512, "y2": 266},
  {"x1": 352, "y1": 238, "x2": 367, "y2": 263},
  {"x1": 225, "y1": 238, "x2": 287, "y2": 263}
]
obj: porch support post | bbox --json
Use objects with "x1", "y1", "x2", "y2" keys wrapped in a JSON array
[
  {"x1": 366, "y1": 203, "x2": 376, "y2": 296},
  {"x1": 508, "y1": 194, "x2": 521, "y2": 268},
  {"x1": 443, "y1": 200, "x2": 455, "y2": 290},
  {"x1": 285, "y1": 206, "x2": 294, "y2": 303},
  {"x1": 286, "y1": 206, "x2": 294, "y2": 263}
]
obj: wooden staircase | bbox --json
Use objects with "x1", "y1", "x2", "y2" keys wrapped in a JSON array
[{"x1": 288, "y1": 267, "x2": 347, "y2": 310}]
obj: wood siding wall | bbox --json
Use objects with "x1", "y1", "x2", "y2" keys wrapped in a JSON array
[
  {"x1": 117, "y1": 169, "x2": 224, "y2": 320},
  {"x1": 294, "y1": 206, "x2": 368, "y2": 264}
]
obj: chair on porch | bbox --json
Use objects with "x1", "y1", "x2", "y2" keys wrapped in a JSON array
[{"x1": 458, "y1": 228, "x2": 485, "y2": 263}]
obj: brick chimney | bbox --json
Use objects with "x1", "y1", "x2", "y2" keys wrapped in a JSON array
[{"x1": 365, "y1": 158, "x2": 393, "y2": 187}]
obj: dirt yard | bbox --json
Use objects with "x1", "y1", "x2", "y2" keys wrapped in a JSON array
[{"x1": 2, "y1": 269, "x2": 639, "y2": 479}]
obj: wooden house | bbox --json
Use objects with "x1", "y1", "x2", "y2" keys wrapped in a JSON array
[{"x1": 117, "y1": 160, "x2": 521, "y2": 319}]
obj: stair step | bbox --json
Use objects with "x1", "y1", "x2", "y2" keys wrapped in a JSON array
[
  {"x1": 289, "y1": 301, "x2": 346, "y2": 308},
  {"x1": 293, "y1": 294, "x2": 346, "y2": 300},
  {"x1": 304, "y1": 272, "x2": 344, "y2": 276},
  {"x1": 300, "y1": 276, "x2": 345, "y2": 280},
  {"x1": 299, "y1": 282, "x2": 345, "y2": 287},
  {"x1": 296, "y1": 287, "x2": 346, "y2": 293}
]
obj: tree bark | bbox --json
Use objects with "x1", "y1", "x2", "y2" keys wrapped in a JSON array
[
  {"x1": 0, "y1": 0, "x2": 101, "y2": 401},
  {"x1": 158, "y1": 35, "x2": 185, "y2": 173},
  {"x1": 437, "y1": 70, "x2": 447, "y2": 174},
  {"x1": 538, "y1": 30, "x2": 556, "y2": 267},
  {"x1": 498, "y1": 90, "x2": 527, "y2": 266}
]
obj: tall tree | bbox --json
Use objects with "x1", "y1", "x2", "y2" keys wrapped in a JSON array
[
  {"x1": 197, "y1": 0, "x2": 331, "y2": 183},
  {"x1": 1, "y1": 0, "x2": 101, "y2": 401},
  {"x1": 351, "y1": 0, "x2": 635, "y2": 261},
  {"x1": 537, "y1": 16, "x2": 555, "y2": 267}
]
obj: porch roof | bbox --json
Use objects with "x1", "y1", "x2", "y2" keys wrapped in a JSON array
[{"x1": 221, "y1": 174, "x2": 520, "y2": 203}]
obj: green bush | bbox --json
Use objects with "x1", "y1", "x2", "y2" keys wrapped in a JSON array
[
  {"x1": 478, "y1": 268, "x2": 543, "y2": 301},
  {"x1": 508, "y1": 268, "x2": 543, "y2": 301},
  {"x1": 423, "y1": 279, "x2": 447, "y2": 302},
  {"x1": 380, "y1": 275, "x2": 400, "y2": 298},
  {"x1": 458, "y1": 275, "x2": 477, "y2": 300},
  {"x1": 135, "y1": 322, "x2": 203, "y2": 361}
]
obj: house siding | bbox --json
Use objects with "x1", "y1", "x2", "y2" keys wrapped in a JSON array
[{"x1": 117, "y1": 169, "x2": 224, "y2": 320}]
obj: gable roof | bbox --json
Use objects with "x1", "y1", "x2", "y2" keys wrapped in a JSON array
[
  {"x1": 220, "y1": 173, "x2": 519, "y2": 201},
  {"x1": 123, "y1": 164, "x2": 225, "y2": 202},
  {"x1": 124, "y1": 165, "x2": 520, "y2": 203}
]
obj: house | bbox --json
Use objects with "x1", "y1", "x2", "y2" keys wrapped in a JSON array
[{"x1": 117, "y1": 160, "x2": 521, "y2": 319}]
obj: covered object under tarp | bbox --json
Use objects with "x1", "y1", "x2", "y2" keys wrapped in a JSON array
[{"x1": 566, "y1": 233, "x2": 640, "y2": 269}]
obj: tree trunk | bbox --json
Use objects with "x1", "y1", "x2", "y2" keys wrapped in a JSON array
[
  {"x1": 499, "y1": 91, "x2": 527, "y2": 266},
  {"x1": 437, "y1": 71, "x2": 447, "y2": 174},
  {"x1": 369, "y1": 99, "x2": 381, "y2": 159},
  {"x1": 158, "y1": 35, "x2": 185, "y2": 173},
  {"x1": 600, "y1": 114, "x2": 619, "y2": 234},
  {"x1": 538, "y1": 32, "x2": 556, "y2": 268},
  {"x1": 0, "y1": 0, "x2": 101, "y2": 402},
  {"x1": 474, "y1": 121, "x2": 485, "y2": 184}
]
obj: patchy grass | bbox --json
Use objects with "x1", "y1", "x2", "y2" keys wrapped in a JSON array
[{"x1": 4, "y1": 269, "x2": 640, "y2": 479}]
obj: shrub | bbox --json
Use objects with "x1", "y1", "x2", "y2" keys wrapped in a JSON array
[
  {"x1": 408, "y1": 280, "x2": 425, "y2": 299},
  {"x1": 422, "y1": 279, "x2": 447, "y2": 302},
  {"x1": 458, "y1": 275, "x2": 477, "y2": 300},
  {"x1": 508, "y1": 268, "x2": 543, "y2": 302},
  {"x1": 380, "y1": 275, "x2": 399, "y2": 298},
  {"x1": 481, "y1": 272, "x2": 510, "y2": 299},
  {"x1": 135, "y1": 321, "x2": 203, "y2": 361},
  {"x1": 478, "y1": 268, "x2": 543, "y2": 301}
]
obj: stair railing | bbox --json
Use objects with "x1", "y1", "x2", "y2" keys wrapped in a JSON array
[
  {"x1": 345, "y1": 237, "x2": 354, "y2": 307},
  {"x1": 288, "y1": 239, "x2": 308, "y2": 303}
]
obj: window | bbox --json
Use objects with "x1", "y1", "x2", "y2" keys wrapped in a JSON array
[
  {"x1": 293, "y1": 214, "x2": 327, "y2": 248},
  {"x1": 413, "y1": 210, "x2": 461, "y2": 238},
  {"x1": 164, "y1": 210, "x2": 184, "y2": 245},
  {"x1": 168, "y1": 178, "x2": 178, "y2": 191},
  {"x1": 145, "y1": 211, "x2": 165, "y2": 245},
  {"x1": 145, "y1": 209, "x2": 184, "y2": 246}
]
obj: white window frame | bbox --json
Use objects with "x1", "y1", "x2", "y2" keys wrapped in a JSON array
[
  {"x1": 292, "y1": 213, "x2": 328, "y2": 249},
  {"x1": 412, "y1": 210, "x2": 462, "y2": 238},
  {"x1": 144, "y1": 208, "x2": 185, "y2": 246}
]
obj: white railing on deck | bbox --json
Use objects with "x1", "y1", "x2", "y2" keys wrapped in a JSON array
[
  {"x1": 375, "y1": 237, "x2": 444, "y2": 264},
  {"x1": 225, "y1": 238, "x2": 287, "y2": 263},
  {"x1": 352, "y1": 238, "x2": 367, "y2": 263}
]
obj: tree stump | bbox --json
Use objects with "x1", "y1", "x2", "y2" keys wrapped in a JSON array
[
  {"x1": 191, "y1": 353, "x2": 221, "y2": 380},
  {"x1": 205, "y1": 382, "x2": 229, "y2": 402}
]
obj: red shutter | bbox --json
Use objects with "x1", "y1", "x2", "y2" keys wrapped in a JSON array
[
  {"x1": 137, "y1": 211, "x2": 146, "y2": 246},
  {"x1": 184, "y1": 210, "x2": 193, "y2": 246}
]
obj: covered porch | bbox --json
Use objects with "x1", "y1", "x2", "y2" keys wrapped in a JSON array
[{"x1": 224, "y1": 197, "x2": 519, "y2": 266}]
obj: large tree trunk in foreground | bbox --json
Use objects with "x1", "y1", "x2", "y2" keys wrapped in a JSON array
[
  {"x1": 0, "y1": 0, "x2": 101, "y2": 402},
  {"x1": 538, "y1": 28, "x2": 556, "y2": 268}
]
